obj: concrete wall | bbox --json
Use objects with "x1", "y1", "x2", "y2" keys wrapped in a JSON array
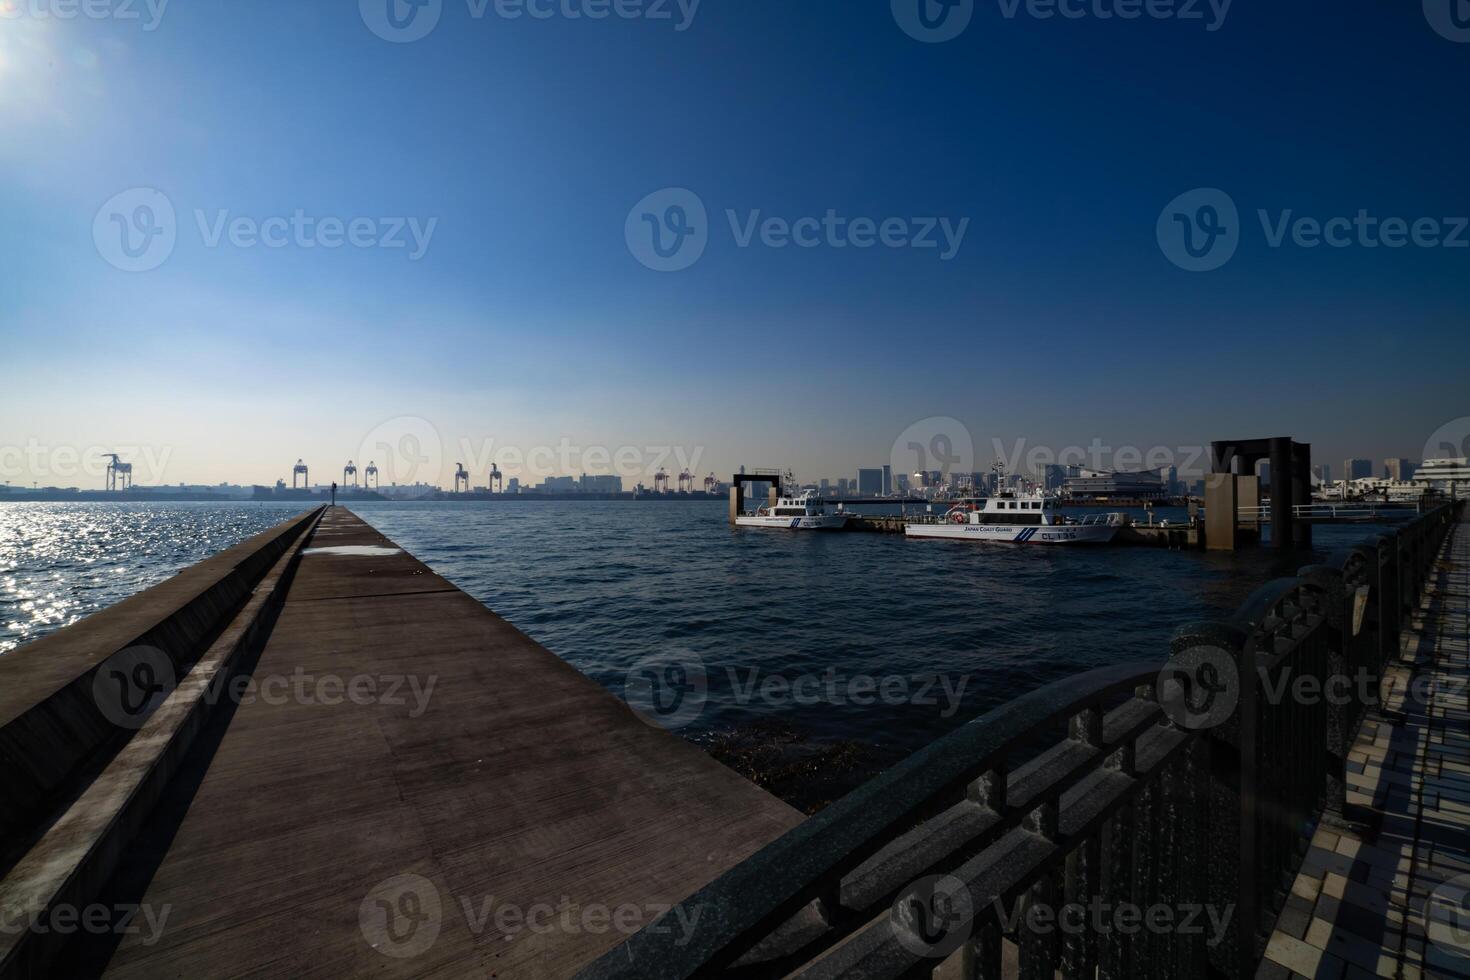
[{"x1": 0, "y1": 508, "x2": 321, "y2": 867}]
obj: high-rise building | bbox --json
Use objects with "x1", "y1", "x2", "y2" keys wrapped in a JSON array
[
  {"x1": 1312, "y1": 464, "x2": 1331, "y2": 484},
  {"x1": 1043, "y1": 464, "x2": 1067, "y2": 491},
  {"x1": 896, "y1": 473, "x2": 910, "y2": 494},
  {"x1": 1344, "y1": 459, "x2": 1373, "y2": 480},
  {"x1": 1384, "y1": 458, "x2": 1415, "y2": 481},
  {"x1": 881, "y1": 465, "x2": 892, "y2": 496},
  {"x1": 857, "y1": 468, "x2": 883, "y2": 496}
]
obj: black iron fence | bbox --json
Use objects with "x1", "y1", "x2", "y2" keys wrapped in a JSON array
[{"x1": 576, "y1": 500, "x2": 1463, "y2": 980}]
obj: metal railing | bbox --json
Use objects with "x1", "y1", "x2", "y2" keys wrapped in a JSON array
[
  {"x1": 574, "y1": 500, "x2": 1462, "y2": 980},
  {"x1": 1237, "y1": 502, "x2": 1426, "y2": 522},
  {"x1": 904, "y1": 512, "x2": 1127, "y2": 528}
]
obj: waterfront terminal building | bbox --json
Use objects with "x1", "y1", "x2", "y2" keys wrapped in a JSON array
[{"x1": 1062, "y1": 468, "x2": 1166, "y2": 500}]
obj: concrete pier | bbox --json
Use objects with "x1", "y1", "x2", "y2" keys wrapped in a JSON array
[{"x1": 0, "y1": 508, "x2": 799, "y2": 979}]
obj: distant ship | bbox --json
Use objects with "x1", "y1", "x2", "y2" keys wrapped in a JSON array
[{"x1": 735, "y1": 489, "x2": 851, "y2": 530}]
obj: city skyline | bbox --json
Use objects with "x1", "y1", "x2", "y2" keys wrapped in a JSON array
[{"x1": 1, "y1": 421, "x2": 1461, "y2": 491}]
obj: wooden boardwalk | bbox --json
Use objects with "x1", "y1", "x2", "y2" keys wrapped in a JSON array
[
  {"x1": 91, "y1": 507, "x2": 801, "y2": 979},
  {"x1": 1264, "y1": 511, "x2": 1470, "y2": 979}
]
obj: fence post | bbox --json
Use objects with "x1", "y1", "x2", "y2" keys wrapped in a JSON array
[
  {"x1": 1373, "y1": 532, "x2": 1400, "y2": 675},
  {"x1": 1170, "y1": 619, "x2": 1257, "y2": 978},
  {"x1": 1298, "y1": 564, "x2": 1350, "y2": 827}
]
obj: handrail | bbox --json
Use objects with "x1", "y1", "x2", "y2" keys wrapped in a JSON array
[{"x1": 575, "y1": 661, "x2": 1164, "y2": 979}]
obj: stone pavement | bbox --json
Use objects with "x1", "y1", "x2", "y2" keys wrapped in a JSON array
[{"x1": 1264, "y1": 512, "x2": 1470, "y2": 979}]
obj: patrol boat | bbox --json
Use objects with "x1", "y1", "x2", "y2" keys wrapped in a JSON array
[
  {"x1": 735, "y1": 488, "x2": 851, "y2": 530},
  {"x1": 904, "y1": 476, "x2": 1123, "y2": 545}
]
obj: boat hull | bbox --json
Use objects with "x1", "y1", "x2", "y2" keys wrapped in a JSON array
[
  {"x1": 904, "y1": 522, "x2": 1117, "y2": 544},
  {"x1": 735, "y1": 515, "x2": 850, "y2": 530}
]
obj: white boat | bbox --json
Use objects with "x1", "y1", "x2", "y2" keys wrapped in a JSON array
[
  {"x1": 904, "y1": 482, "x2": 1123, "y2": 545},
  {"x1": 735, "y1": 489, "x2": 851, "y2": 530}
]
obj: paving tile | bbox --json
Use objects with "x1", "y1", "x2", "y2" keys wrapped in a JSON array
[{"x1": 1266, "y1": 521, "x2": 1470, "y2": 980}]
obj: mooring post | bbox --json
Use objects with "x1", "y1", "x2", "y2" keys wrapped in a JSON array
[
  {"x1": 1205, "y1": 474, "x2": 1239, "y2": 551},
  {"x1": 1269, "y1": 437, "x2": 1294, "y2": 551},
  {"x1": 728, "y1": 485, "x2": 742, "y2": 526}
]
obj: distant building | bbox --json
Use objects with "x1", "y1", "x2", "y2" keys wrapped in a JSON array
[
  {"x1": 580, "y1": 474, "x2": 622, "y2": 493},
  {"x1": 857, "y1": 468, "x2": 883, "y2": 496},
  {"x1": 882, "y1": 465, "x2": 892, "y2": 496},
  {"x1": 541, "y1": 476, "x2": 577, "y2": 491},
  {"x1": 508, "y1": 478, "x2": 520, "y2": 493},
  {"x1": 1344, "y1": 458, "x2": 1373, "y2": 480},
  {"x1": 1414, "y1": 458, "x2": 1470, "y2": 494},
  {"x1": 1312, "y1": 463, "x2": 1331, "y2": 484},
  {"x1": 1384, "y1": 458, "x2": 1415, "y2": 481},
  {"x1": 895, "y1": 473, "x2": 909, "y2": 494},
  {"x1": 1043, "y1": 464, "x2": 1068, "y2": 491},
  {"x1": 1063, "y1": 468, "x2": 1166, "y2": 500},
  {"x1": 819, "y1": 478, "x2": 830, "y2": 494}
]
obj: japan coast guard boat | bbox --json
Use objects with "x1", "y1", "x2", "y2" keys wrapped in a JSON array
[
  {"x1": 735, "y1": 489, "x2": 851, "y2": 530},
  {"x1": 904, "y1": 484, "x2": 1123, "y2": 545}
]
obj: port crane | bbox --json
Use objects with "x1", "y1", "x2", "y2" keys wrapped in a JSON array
[
  {"x1": 454, "y1": 462, "x2": 469, "y2": 493},
  {"x1": 104, "y1": 453, "x2": 132, "y2": 491},
  {"x1": 364, "y1": 460, "x2": 379, "y2": 489},
  {"x1": 489, "y1": 464, "x2": 503, "y2": 494},
  {"x1": 653, "y1": 468, "x2": 670, "y2": 493},
  {"x1": 677, "y1": 469, "x2": 694, "y2": 493},
  {"x1": 292, "y1": 458, "x2": 309, "y2": 488},
  {"x1": 703, "y1": 473, "x2": 718, "y2": 493},
  {"x1": 343, "y1": 460, "x2": 358, "y2": 487}
]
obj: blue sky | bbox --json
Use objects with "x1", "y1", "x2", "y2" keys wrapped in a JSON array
[{"x1": 1, "y1": 0, "x2": 1467, "y2": 488}]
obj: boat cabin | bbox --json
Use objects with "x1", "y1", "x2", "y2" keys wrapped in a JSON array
[
  {"x1": 761, "y1": 489, "x2": 833, "y2": 517},
  {"x1": 944, "y1": 491, "x2": 1063, "y2": 526}
]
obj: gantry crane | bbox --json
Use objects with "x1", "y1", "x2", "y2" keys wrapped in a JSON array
[{"x1": 104, "y1": 453, "x2": 132, "y2": 491}]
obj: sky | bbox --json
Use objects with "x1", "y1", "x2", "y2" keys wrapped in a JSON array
[{"x1": 1, "y1": 0, "x2": 1467, "y2": 490}]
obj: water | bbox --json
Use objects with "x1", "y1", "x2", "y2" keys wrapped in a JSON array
[
  {"x1": 0, "y1": 500, "x2": 1392, "y2": 807},
  {"x1": 0, "y1": 502, "x2": 306, "y2": 654}
]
